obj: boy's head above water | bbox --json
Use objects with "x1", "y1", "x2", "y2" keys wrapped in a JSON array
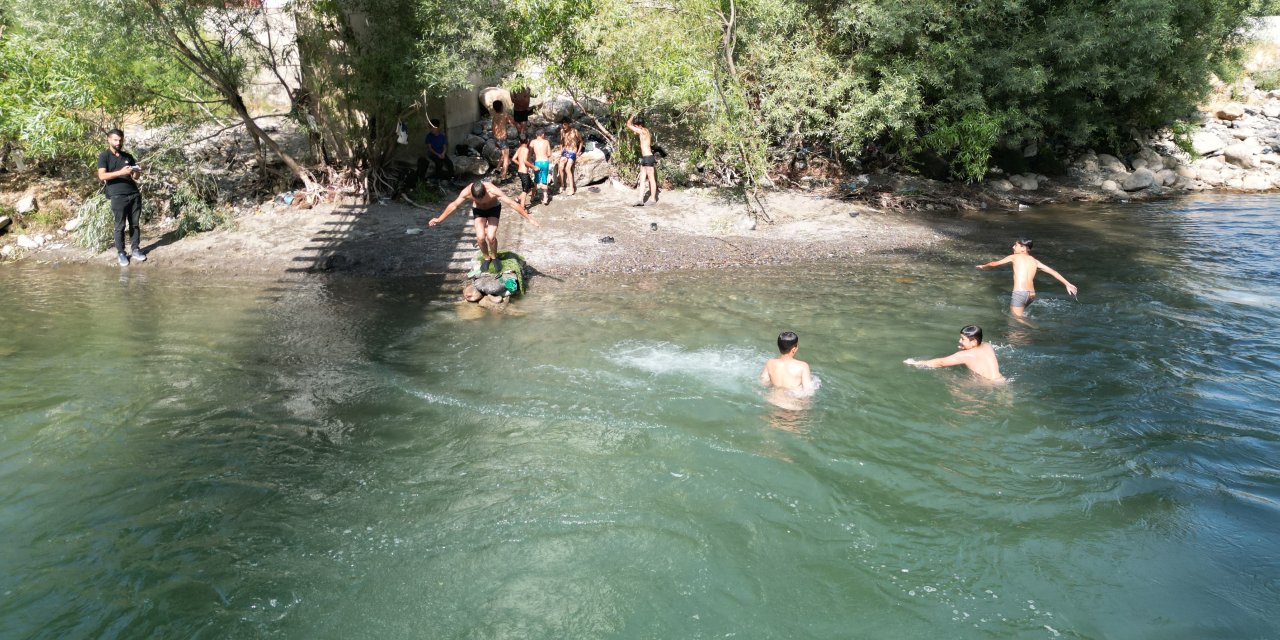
[
  {"x1": 1014, "y1": 237, "x2": 1033, "y2": 252},
  {"x1": 777, "y1": 331, "x2": 799, "y2": 354},
  {"x1": 959, "y1": 324, "x2": 983, "y2": 349}
]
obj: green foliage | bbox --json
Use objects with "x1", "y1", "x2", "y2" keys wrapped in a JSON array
[
  {"x1": 1253, "y1": 69, "x2": 1280, "y2": 91},
  {"x1": 172, "y1": 172, "x2": 226, "y2": 237},
  {"x1": 72, "y1": 193, "x2": 114, "y2": 252},
  {"x1": 1170, "y1": 119, "x2": 1201, "y2": 159}
]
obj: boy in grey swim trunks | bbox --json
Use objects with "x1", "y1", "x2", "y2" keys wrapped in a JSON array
[{"x1": 976, "y1": 237, "x2": 1078, "y2": 317}]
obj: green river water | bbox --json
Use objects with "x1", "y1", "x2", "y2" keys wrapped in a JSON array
[{"x1": 1, "y1": 195, "x2": 1278, "y2": 638}]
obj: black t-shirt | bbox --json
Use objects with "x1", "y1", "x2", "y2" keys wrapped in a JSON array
[{"x1": 97, "y1": 149, "x2": 139, "y2": 198}]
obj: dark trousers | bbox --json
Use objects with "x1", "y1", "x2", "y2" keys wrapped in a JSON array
[
  {"x1": 417, "y1": 153, "x2": 454, "y2": 179},
  {"x1": 110, "y1": 193, "x2": 142, "y2": 254}
]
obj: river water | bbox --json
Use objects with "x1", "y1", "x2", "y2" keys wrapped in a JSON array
[{"x1": 1, "y1": 195, "x2": 1278, "y2": 638}]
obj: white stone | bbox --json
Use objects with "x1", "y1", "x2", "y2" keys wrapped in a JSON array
[
  {"x1": 1197, "y1": 169, "x2": 1223, "y2": 186},
  {"x1": 1100, "y1": 179, "x2": 1120, "y2": 192},
  {"x1": 0, "y1": 245, "x2": 12, "y2": 258},
  {"x1": 63, "y1": 217, "x2": 83, "y2": 232},
  {"x1": 479, "y1": 86, "x2": 513, "y2": 114},
  {"x1": 15, "y1": 193, "x2": 36, "y2": 215},
  {"x1": 1156, "y1": 169, "x2": 1178, "y2": 186},
  {"x1": 1264, "y1": 102, "x2": 1280, "y2": 119},
  {"x1": 1223, "y1": 143, "x2": 1258, "y2": 169},
  {"x1": 16, "y1": 234, "x2": 39, "y2": 249},
  {"x1": 1131, "y1": 157, "x2": 1150, "y2": 171},
  {"x1": 1192, "y1": 132, "x2": 1227, "y2": 155},
  {"x1": 1242, "y1": 174, "x2": 1271, "y2": 190},
  {"x1": 1216, "y1": 103, "x2": 1246, "y2": 121},
  {"x1": 1226, "y1": 177, "x2": 1244, "y2": 188},
  {"x1": 1260, "y1": 154, "x2": 1280, "y2": 166},
  {"x1": 1176, "y1": 165, "x2": 1197, "y2": 178},
  {"x1": 572, "y1": 148, "x2": 612, "y2": 186},
  {"x1": 1231, "y1": 129, "x2": 1256, "y2": 140}
]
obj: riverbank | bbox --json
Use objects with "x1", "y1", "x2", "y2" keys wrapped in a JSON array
[{"x1": 9, "y1": 181, "x2": 977, "y2": 283}]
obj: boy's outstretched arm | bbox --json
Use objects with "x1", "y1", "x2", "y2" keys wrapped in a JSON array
[
  {"x1": 976, "y1": 255, "x2": 1014, "y2": 270},
  {"x1": 1037, "y1": 261, "x2": 1079, "y2": 296},
  {"x1": 905, "y1": 351, "x2": 967, "y2": 369},
  {"x1": 429, "y1": 188, "x2": 469, "y2": 226}
]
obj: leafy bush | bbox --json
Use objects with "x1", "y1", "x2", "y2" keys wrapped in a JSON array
[
  {"x1": 172, "y1": 172, "x2": 225, "y2": 237},
  {"x1": 72, "y1": 193, "x2": 114, "y2": 252},
  {"x1": 1253, "y1": 69, "x2": 1280, "y2": 91}
]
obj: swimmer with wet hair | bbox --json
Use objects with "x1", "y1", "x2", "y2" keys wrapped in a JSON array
[
  {"x1": 761, "y1": 331, "x2": 814, "y2": 392},
  {"x1": 977, "y1": 237, "x2": 1078, "y2": 317},
  {"x1": 905, "y1": 325, "x2": 1005, "y2": 382}
]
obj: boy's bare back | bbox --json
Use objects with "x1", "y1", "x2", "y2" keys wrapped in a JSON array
[{"x1": 761, "y1": 357, "x2": 812, "y2": 390}]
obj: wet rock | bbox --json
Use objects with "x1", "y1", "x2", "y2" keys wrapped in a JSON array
[
  {"x1": 1121, "y1": 168, "x2": 1156, "y2": 191},
  {"x1": 478, "y1": 295, "x2": 507, "y2": 310}
]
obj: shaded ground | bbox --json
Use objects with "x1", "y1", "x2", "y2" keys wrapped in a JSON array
[{"x1": 29, "y1": 180, "x2": 978, "y2": 289}]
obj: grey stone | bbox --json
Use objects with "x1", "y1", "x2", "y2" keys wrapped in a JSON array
[
  {"x1": 463, "y1": 134, "x2": 486, "y2": 149},
  {"x1": 1265, "y1": 101, "x2": 1280, "y2": 119},
  {"x1": 16, "y1": 234, "x2": 40, "y2": 249},
  {"x1": 1162, "y1": 155, "x2": 1180, "y2": 170},
  {"x1": 1197, "y1": 169, "x2": 1223, "y2": 186},
  {"x1": 1223, "y1": 143, "x2": 1258, "y2": 169},
  {"x1": 1131, "y1": 157, "x2": 1151, "y2": 171},
  {"x1": 1023, "y1": 143, "x2": 1038, "y2": 157},
  {"x1": 452, "y1": 156, "x2": 489, "y2": 176},
  {"x1": 538, "y1": 97, "x2": 575, "y2": 124},
  {"x1": 1100, "y1": 179, "x2": 1120, "y2": 192},
  {"x1": 479, "y1": 86, "x2": 513, "y2": 114},
  {"x1": 1155, "y1": 169, "x2": 1177, "y2": 186},
  {"x1": 473, "y1": 273, "x2": 507, "y2": 296},
  {"x1": 988, "y1": 178, "x2": 1014, "y2": 192},
  {"x1": 572, "y1": 148, "x2": 612, "y2": 186},
  {"x1": 1192, "y1": 132, "x2": 1227, "y2": 155},
  {"x1": 63, "y1": 217, "x2": 82, "y2": 232},
  {"x1": 1009, "y1": 173, "x2": 1038, "y2": 190},
  {"x1": 1121, "y1": 168, "x2": 1156, "y2": 191},
  {"x1": 1097, "y1": 154, "x2": 1127, "y2": 172},
  {"x1": 1176, "y1": 165, "x2": 1197, "y2": 178}
]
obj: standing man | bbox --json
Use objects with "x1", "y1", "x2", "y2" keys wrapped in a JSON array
[
  {"x1": 491, "y1": 101, "x2": 514, "y2": 182},
  {"x1": 976, "y1": 237, "x2": 1078, "y2": 317},
  {"x1": 512, "y1": 86, "x2": 533, "y2": 138},
  {"x1": 905, "y1": 325, "x2": 1005, "y2": 382},
  {"x1": 557, "y1": 119, "x2": 583, "y2": 197},
  {"x1": 512, "y1": 136, "x2": 538, "y2": 210},
  {"x1": 626, "y1": 113, "x2": 658, "y2": 206},
  {"x1": 530, "y1": 129, "x2": 554, "y2": 206},
  {"x1": 419, "y1": 119, "x2": 454, "y2": 179},
  {"x1": 96, "y1": 129, "x2": 145, "y2": 266},
  {"x1": 428, "y1": 180, "x2": 539, "y2": 274}
]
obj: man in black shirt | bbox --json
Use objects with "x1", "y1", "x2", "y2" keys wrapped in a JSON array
[{"x1": 96, "y1": 129, "x2": 145, "y2": 266}]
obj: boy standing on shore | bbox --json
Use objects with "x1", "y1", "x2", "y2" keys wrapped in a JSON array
[{"x1": 977, "y1": 237, "x2": 1078, "y2": 317}]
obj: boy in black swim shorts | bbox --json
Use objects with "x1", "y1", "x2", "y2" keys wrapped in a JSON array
[
  {"x1": 512, "y1": 136, "x2": 538, "y2": 209},
  {"x1": 429, "y1": 180, "x2": 539, "y2": 273}
]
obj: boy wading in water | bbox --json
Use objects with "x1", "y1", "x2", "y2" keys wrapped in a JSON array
[
  {"x1": 761, "y1": 331, "x2": 815, "y2": 393},
  {"x1": 429, "y1": 180, "x2": 539, "y2": 274},
  {"x1": 977, "y1": 237, "x2": 1078, "y2": 317},
  {"x1": 626, "y1": 113, "x2": 658, "y2": 206},
  {"x1": 905, "y1": 325, "x2": 1005, "y2": 382}
]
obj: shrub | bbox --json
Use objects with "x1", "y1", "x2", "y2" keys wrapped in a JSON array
[{"x1": 72, "y1": 193, "x2": 114, "y2": 252}]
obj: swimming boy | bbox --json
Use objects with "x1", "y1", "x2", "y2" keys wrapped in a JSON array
[
  {"x1": 491, "y1": 101, "x2": 514, "y2": 182},
  {"x1": 760, "y1": 331, "x2": 814, "y2": 391},
  {"x1": 625, "y1": 113, "x2": 658, "y2": 205},
  {"x1": 429, "y1": 180, "x2": 539, "y2": 273},
  {"x1": 530, "y1": 129, "x2": 553, "y2": 205},
  {"x1": 977, "y1": 237, "x2": 1078, "y2": 317},
  {"x1": 904, "y1": 325, "x2": 1005, "y2": 382},
  {"x1": 557, "y1": 119, "x2": 583, "y2": 196}
]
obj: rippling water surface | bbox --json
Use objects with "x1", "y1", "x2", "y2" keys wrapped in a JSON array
[{"x1": 2, "y1": 195, "x2": 1278, "y2": 638}]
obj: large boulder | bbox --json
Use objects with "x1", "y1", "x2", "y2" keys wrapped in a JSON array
[
  {"x1": 473, "y1": 273, "x2": 507, "y2": 296},
  {"x1": 572, "y1": 148, "x2": 612, "y2": 186},
  {"x1": 1242, "y1": 174, "x2": 1272, "y2": 190},
  {"x1": 988, "y1": 178, "x2": 1014, "y2": 192},
  {"x1": 1197, "y1": 169, "x2": 1223, "y2": 186},
  {"x1": 1097, "y1": 153, "x2": 1127, "y2": 173},
  {"x1": 1215, "y1": 103, "x2": 1246, "y2": 121},
  {"x1": 453, "y1": 155, "x2": 490, "y2": 176},
  {"x1": 1192, "y1": 132, "x2": 1227, "y2": 155},
  {"x1": 1223, "y1": 143, "x2": 1258, "y2": 169},
  {"x1": 479, "y1": 87, "x2": 513, "y2": 114},
  {"x1": 1121, "y1": 168, "x2": 1156, "y2": 191},
  {"x1": 1009, "y1": 173, "x2": 1038, "y2": 190},
  {"x1": 538, "y1": 97, "x2": 575, "y2": 124},
  {"x1": 1156, "y1": 169, "x2": 1178, "y2": 186},
  {"x1": 463, "y1": 134, "x2": 486, "y2": 150},
  {"x1": 1264, "y1": 101, "x2": 1280, "y2": 119}
]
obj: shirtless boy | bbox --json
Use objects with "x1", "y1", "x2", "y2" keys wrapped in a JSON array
[
  {"x1": 512, "y1": 86, "x2": 532, "y2": 138},
  {"x1": 760, "y1": 331, "x2": 814, "y2": 392},
  {"x1": 530, "y1": 129, "x2": 553, "y2": 205},
  {"x1": 557, "y1": 119, "x2": 583, "y2": 196},
  {"x1": 512, "y1": 136, "x2": 538, "y2": 209},
  {"x1": 904, "y1": 325, "x2": 1005, "y2": 382},
  {"x1": 491, "y1": 101, "x2": 514, "y2": 182},
  {"x1": 977, "y1": 237, "x2": 1078, "y2": 317},
  {"x1": 626, "y1": 113, "x2": 658, "y2": 205},
  {"x1": 429, "y1": 180, "x2": 539, "y2": 274}
]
